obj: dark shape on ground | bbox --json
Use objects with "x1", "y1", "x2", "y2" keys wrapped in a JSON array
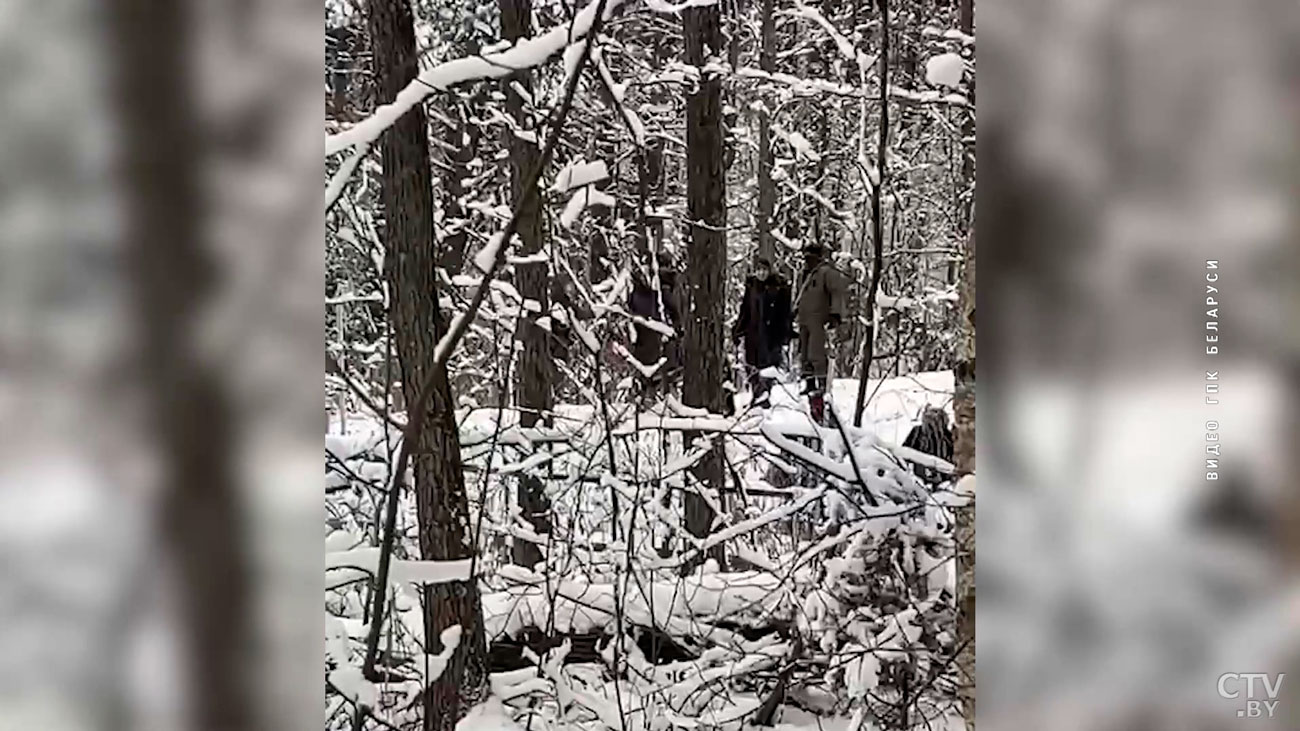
[{"x1": 902, "y1": 406, "x2": 954, "y2": 487}]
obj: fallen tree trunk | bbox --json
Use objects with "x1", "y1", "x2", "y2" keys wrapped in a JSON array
[{"x1": 488, "y1": 625, "x2": 697, "y2": 672}]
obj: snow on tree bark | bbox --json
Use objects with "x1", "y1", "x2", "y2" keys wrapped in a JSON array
[
  {"x1": 366, "y1": 0, "x2": 489, "y2": 728},
  {"x1": 682, "y1": 2, "x2": 727, "y2": 571}
]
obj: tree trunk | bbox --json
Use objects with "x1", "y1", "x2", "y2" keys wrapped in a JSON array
[
  {"x1": 954, "y1": 0, "x2": 975, "y2": 273},
  {"x1": 852, "y1": 0, "x2": 889, "y2": 426},
  {"x1": 955, "y1": 1, "x2": 975, "y2": 723},
  {"x1": 682, "y1": 2, "x2": 727, "y2": 571},
  {"x1": 954, "y1": 224, "x2": 976, "y2": 731},
  {"x1": 754, "y1": 0, "x2": 776, "y2": 262},
  {"x1": 106, "y1": 2, "x2": 255, "y2": 727},
  {"x1": 499, "y1": 0, "x2": 554, "y2": 569},
  {"x1": 438, "y1": 33, "x2": 487, "y2": 279},
  {"x1": 440, "y1": 99, "x2": 479, "y2": 277},
  {"x1": 366, "y1": 0, "x2": 490, "y2": 728}
]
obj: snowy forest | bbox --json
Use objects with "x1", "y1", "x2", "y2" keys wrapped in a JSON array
[{"x1": 324, "y1": 0, "x2": 975, "y2": 729}]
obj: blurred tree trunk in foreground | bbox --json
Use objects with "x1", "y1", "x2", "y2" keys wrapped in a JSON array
[{"x1": 105, "y1": 1, "x2": 255, "y2": 728}]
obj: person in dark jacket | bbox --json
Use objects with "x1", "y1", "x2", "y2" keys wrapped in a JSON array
[
  {"x1": 902, "y1": 406, "x2": 954, "y2": 487},
  {"x1": 731, "y1": 255, "x2": 792, "y2": 405}
]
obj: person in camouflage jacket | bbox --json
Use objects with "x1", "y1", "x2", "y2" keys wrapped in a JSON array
[{"x1": 794, "y1": 242, "x2": 848, "y2": 425}]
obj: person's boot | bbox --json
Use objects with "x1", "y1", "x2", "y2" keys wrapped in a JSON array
[{"x1": 809, "y1": 392, "x2": 825, "y2": 426}]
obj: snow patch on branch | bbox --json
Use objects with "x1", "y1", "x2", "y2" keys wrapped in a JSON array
[
  {"x1": 456, "y1": 698, "x2": 522, "y2": 731},
  {"x1": 645, "y1": 0, "x2": 719, "y2": 14},
  {"x1": 926, "y1": 52, "x2": 965, "y2": 88},
  {"x1": 474, "y1": 233, "x2": 505, "y2": 274},
  {"x1": 326, "y1": 545, "x2": 473, "y2": 589},
  {"x1": 560, "y1": 187, "x2": 616, "y2": 229},
  {"x1": 553, "y1": 159, "x2": 610, "y2": 193}
]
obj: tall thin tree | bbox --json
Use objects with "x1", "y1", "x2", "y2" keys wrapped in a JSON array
[
  {"x1": 852, "y1": 0, "x2": 889, "y2": 426},
  {"x1": 954, "y1": 5, "x2": 975, "y2": 729},
  {"x1": 440, "y1": 95, "x2": 481, "y2": 277},
  {"x1": 755, "y1": 0, "x2": 777, "y2": 262},
  {"x1": 500, "y1": 0, "x2": 554, "y2": 569},
  {"x1": 682, "y1": 0, "x2": 728, "y2": 569},
  {"x1": 954, "y1": 0, "x2": 975, "y2": 278},
  {"x1": 366, "y1": 0, "x2": 489, "y2": 728},
  {"x1": 954, "y1": 222, "x2": 975, "y2": 731}
]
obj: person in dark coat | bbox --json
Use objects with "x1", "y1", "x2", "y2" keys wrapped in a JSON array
[
  {"x1": 731, "y1": 255, "x2": 792, "y2": 405},
  {"x1": 902, "y1": 406, "x2": 954, "y2": 487}
]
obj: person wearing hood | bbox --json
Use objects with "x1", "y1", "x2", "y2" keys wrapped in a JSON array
[
  {"x1": 795, "y1": 242, "x2": 847, "y2": 425},
  {"x1": 902, "y1": 405, "x2": 954, "y2": 487},
  {"x1": 731, "y1": 255, "x2": 792, "y2": 405}
]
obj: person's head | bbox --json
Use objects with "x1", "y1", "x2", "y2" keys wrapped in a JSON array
[
  {"x1": 802, "y1": 242, "x2": 827, "y2": 267},
  {"x1": 753, "y1": 255, "x2": 773, "y2": 281},
  {"x1": 922, "y1": 406, "x2": 950, "y2": 431}
]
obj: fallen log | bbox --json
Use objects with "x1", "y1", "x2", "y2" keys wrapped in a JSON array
[{"x1": 488, "y1": 624, "x2": 697, "y2": 673}]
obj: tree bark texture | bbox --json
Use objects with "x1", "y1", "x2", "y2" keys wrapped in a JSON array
[
  {"x1": 682, "y1": 3, "x2": 728, "y2": 570},
  {"x1": 366, "y1": 0, "x2": 490, "y2": 728},
  {"x1": 499, "y1": 0, "x2": 554, "y2": 570},
  {"x1": 956, "y1": 1, "x2": 976, "y2": 726},
  {"x1": 954, "y1": 224, "x2": 976, "y2": 731},
  {"x1": 755, "y1": 0, "x2": 777, "y2": 262},
  {"x1": 439, "y1": 99, "x2": 479, "y2": 277}
]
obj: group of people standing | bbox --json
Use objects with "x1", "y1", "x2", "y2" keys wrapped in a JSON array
[
  {"x1": 732, "y1": 245, "x2": 954, "y2": 486},
  {"x1": 624, "y1": 242, "x2": 953, "y2": 486},
  {"x1": 624, "y1": 241, "x2": 848, "y2": 424},
  {"x1": 731, "y1": 241, "x2": 846, "y2": 424}
]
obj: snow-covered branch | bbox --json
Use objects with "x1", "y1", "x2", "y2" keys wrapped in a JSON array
[{"x1": 326, "y1": 0, "x2": 625, "y2": 157}]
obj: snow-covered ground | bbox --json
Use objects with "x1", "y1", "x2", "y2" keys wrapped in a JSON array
[
  {"x1": 327, "y1": 369, "x2": 954, "y2": 456},
  {"x1": 754, "y1": 370, "x2": 955, "y2": 446},
  {"x1": 326, "y1": 370, "x2": 961, "y2": 731}
]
